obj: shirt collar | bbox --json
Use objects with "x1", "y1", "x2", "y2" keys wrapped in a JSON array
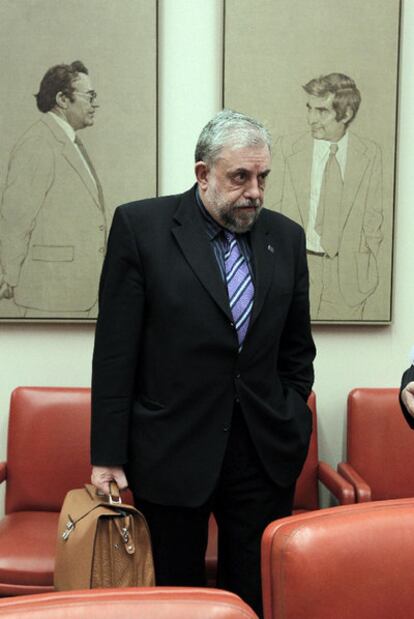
[
  {"x1": 48, "y1": 111, "x2": 76, "y2": 143},
  {"x1": 313, "y1": 130, "x2": 349, "y2": 159},
  {"x1": 195, "y1": 186, "x2": 224, "y2": 240}
]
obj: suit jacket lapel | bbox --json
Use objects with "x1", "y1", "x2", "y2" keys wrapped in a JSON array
[
  {"x1": 286, "y1": 133, "x2": 313, "y2": 229},
  {"x1": 340, "y1": 132, "x2": 370, "y2": 230},
  {"x1": 41, "y1": 115, "x2": 101, "y2": 209},
  {"x1": 172, "y1": 190, "x2": 278, "y2": 332},
  {"x1": 172, "y1": 189, "x2": 232, "y2": 320},
  {"x1": 249, "y1": 212, "x2": 274, "y2": 331}
]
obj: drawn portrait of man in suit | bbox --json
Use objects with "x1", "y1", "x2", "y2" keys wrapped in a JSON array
[
  {"x1": 0, "y1": 1, "x2": 157, "y2": 322},
  {"x1": 223, "y1": 1, "x2": 399, "y2": 324},
  {"x1": 274, "y1": 73, "x2": 384, "y2": 321},
  {"x1": 0, "y1": 60, "x2": 107, "y2": 318}
]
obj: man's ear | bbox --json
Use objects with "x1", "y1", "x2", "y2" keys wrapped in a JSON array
[
  {"x1": 55, "y1": 91, "x2": 68, "y2": 109},
  {"x1": 342, "y1": 105, "x2": 353, "y2": 125},
  {"x1": 194, "y1": 161, "x2": 210, "y2": 190}
]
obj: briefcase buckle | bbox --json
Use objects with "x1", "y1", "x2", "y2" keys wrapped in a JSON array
[
  {"x1": 62, "y1": 517, "x2": 75, "y2": 540},
  {"x1": 108, "y1": 490, "x2": 122, "y2": 505}
]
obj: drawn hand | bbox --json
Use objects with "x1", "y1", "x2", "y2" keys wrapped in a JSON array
[{"x1": 0, "y1": 279, "x2": 13, "y2": 300}]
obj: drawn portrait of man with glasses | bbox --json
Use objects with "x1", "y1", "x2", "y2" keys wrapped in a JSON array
[{"x1": 0, "y1": 60, "x2": 107, "y2": 318}]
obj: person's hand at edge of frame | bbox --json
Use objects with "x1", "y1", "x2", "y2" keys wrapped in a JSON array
[{"x1": 401, "y1": 381, "x2": 414, "y2": 418}]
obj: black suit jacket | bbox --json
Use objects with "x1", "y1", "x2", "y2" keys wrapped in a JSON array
[
  {"x1": 400, "y1": 366, "x2": 414, "y2": 429},
  {"x1": 91, "y1": 186, "x2": 316, "y2": 507}
]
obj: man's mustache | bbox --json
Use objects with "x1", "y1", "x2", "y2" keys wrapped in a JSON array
[{"x1": 233, "y1": 199, "x2": 261, "y2": 209}]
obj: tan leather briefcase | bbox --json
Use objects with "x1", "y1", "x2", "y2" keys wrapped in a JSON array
[{"x1": 54, "y1": 483, "x2": 155, "y2": 590}]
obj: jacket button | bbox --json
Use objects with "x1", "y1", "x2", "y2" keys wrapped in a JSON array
[
  {"x1": 235, "y1": 373, "x2": 240, "y2": 379},
  {"x1": 223, "y1": 424, "x2": 231, "y2": 432}
]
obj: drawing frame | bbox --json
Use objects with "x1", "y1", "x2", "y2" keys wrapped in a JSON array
[
  {"x1": 0, "y1": 0, "x2": 158, "y2": 323},
  {"x1": 223, "y1": 0, "x2": 401, "y2": 324}
]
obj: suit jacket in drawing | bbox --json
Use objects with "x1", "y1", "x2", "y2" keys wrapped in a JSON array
[
  {"x1": 0, "y1": 113, "x2": 107, "y2": 311},
  {"x1": 273, "y1": 131, "x2": 383, "y2": 307},
  {"x1": 91, "y1": 186, "x2": 316, "y2": 507}
]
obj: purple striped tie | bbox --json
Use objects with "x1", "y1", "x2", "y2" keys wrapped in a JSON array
[{"x1": 224, "y1": 231, "x2": 254, "y2": 349}]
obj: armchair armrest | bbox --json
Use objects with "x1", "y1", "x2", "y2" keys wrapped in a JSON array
[
  {"x1": 0, "y1": 462, "x2": 6, "y2": 484},
  {"x1": 337, "y1": 462, "x2": 371, "y2": 502},
  {"x1": 318, "y1": 460, "x2": 355, "y2": 505}
]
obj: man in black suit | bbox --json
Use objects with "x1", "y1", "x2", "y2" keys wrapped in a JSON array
[{"x1": 90, "y1": 109, "x2": 315, "y2": 617}]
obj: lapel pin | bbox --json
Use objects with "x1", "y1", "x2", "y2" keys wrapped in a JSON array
[{"x1": 267, "y1": 244, "x2": 274, "y2": 253}]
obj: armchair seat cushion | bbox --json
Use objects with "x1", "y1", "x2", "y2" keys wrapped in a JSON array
[{"x1": 0, "y1": 512, "x2": 58, "y2": 587}]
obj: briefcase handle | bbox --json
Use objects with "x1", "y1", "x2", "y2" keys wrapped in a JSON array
[
  {"x1": 108, "y1": 481, "x2": 122, "y2": 505},
  {"x1": 94, "y1": 481, "x2": 123, "y2": 504}
]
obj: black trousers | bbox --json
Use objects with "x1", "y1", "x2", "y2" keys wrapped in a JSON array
[{"x1": 135, "y1": 404, "x2": 295, "y2": 619}]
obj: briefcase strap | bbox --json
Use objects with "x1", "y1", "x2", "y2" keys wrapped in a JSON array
[
  {"x1": 62, "y1": 504, "x2": 101, "y2": 540},
  {"x1": 113, "y1": 514, "x2": 136, "y2": 555}
]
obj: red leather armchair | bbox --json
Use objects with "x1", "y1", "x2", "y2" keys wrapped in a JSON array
[
  {"x1": 0, "y1": 387, "x2": 352, "y2": 595},
  {"x1": 0, "y1": 387, "x2": 93, "y2": 595},
  {"x1": 206, "y1": 392, "x2": 354, "y2": 585},
  {"x1": 0, "y1": 587, "x2": 258, "y2": 618},
  {"x1": 261, "y1": 498, "x2": 414, "y2": 619},
  {"x1": 338, "y1": 388, "x2": 414, "y2": 502},
  {"x1": 293, "y1": 392, "x2": 354, "y2": 511}
]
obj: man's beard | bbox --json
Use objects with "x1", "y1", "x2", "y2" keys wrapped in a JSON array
[
  {"x1": 207, "y1": 186, "x2": 262, "y2": 233},
  {"x1": 219, "y1": 201, "x2": 261, "y2": 233}
]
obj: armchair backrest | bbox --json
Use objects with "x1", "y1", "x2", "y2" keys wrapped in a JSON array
[
  {"x1": 347, "y1": 387, "x2": 414, "y2": 500},
  {"x1": 6, "y1": 387, "x2": 92, "y2": 514},
  {"x1": 293, "y1": 391, "x2": 318, "y2": 511},
  {"x1": 261, "y1": 498, "x2": 414, "y2": 619},
  {"x1": 5, "y1": 387, "x2": 319, "y2": 514}
]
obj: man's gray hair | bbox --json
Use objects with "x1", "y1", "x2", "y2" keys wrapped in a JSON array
[{"x1": 195, "y1": 109, "x2": 272, "y2": 165}]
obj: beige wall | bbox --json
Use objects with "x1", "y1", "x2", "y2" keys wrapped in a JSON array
[{"x1": 0, "y1": 0, "x2": 413, "y2": 508}]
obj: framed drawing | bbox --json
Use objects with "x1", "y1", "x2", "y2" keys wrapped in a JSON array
[
  {"x1": 223, "y1": 0, "x2": 401, "y2": 324},
  {"x1": 0, "y1": 0, "x2": 158, "y2": 322}
]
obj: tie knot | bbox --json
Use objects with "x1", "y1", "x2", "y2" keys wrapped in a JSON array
[
  {"x1": 223, "y1": 230, "x2": 235, "y2": 247},
  {"x1": 329, "y1": 143, "x2": 338, "y2": 155}
]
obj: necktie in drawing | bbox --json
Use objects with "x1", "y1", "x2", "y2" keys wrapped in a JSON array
[
  {"x1": 315, "y1": 142, "x2": 343, "y2": 258},
  {"x1": 74, "y1": 135, "x2": 105, "y2": 209},
  {"x1": 223, "y1": 230, "x2": 254, "y2": 349}
]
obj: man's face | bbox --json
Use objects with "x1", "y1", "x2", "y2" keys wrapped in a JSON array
[
  {"x1": 65, "y1": 73, "x2": 98, "y2": 131},
  {"x1": 197, "y1": 144, "x2": 271, "y2": 233},
  {"x1": 306, "y1": 93, "x2": 348, "y2": 142}
]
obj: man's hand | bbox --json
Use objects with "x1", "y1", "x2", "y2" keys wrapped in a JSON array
[
  {"x1": 401, "y1": 381, "x2": 414, "y2": 418},
  {"x1": 91, "y1": 465, "x2": 129, "y2": 496},
  {"x1": 0, "y1": 277, "x2": 13, "y2": 300}
]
